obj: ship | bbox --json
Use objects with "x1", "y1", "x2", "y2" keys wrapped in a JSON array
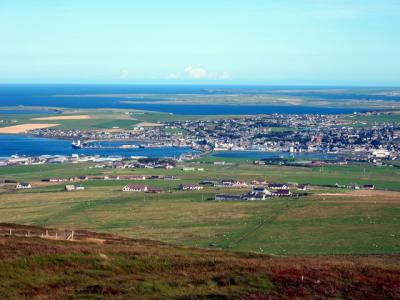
[
  {"x1": 119, "y1": 144, "x2": 139, "y2": 149},
  {"x1": 72, "y1": 140, "x2": 83, "y2": 149}
]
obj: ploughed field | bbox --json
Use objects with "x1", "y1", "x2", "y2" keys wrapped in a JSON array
[
  {"x1": 0, "y1": 162, "x2": 399, "y2": 255},
  {"x1": 0, "y1": 223, "x2": 399, "y2": 299}
]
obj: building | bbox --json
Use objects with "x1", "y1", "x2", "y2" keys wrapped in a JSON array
[
  {"x1": 16, "y1": 182, "x2": 31, "y2": 189},
  {"x1": 363, "y1": 184, "x2": 375, "y2": 190},
  {"x1": 349, "y1": 184, "x2": 360, "y2": 190},
  {"x1": 272, "y1": 189, "x2": 292, "y2": 197},
  {"x1": 123, "y1": 184, "x2": 148, "y2": 192},
  {"x1": 268, "y1": 183, "x2": 289, "y2": 190},
  {"x1": 252, "y1": 187, "x2": 272, "y2": 196},
  {"x1": 0, "y1": 178, "x2": 5, "y2": 186},
  {"x1": 218, "y1": 179, "x2": 235, "y2": 187},
  {"x1": 146, "y1": 187, "x2": 164, "y2": 194},
  {"x1": 297, "y1": 185, "x2": 307, "y2": 191},
  {"x1": 252, "y1": 179, "x2": 267, "y2": 185},
  {"x1": 65, "y1": 185, "x2": 76, "y2": 192},
  {"x1": 242, "y1": 186, "x2": 272, "y2": 200},
  {"x1": 49, "y1": 177, "x2": 63, "y2": 182},
  {"x1": 233, "y1": 180, "x2": 248, "y2": 188},
  {"x1": 128, "y1": 175, "x2": 147, "y2": 180},
  {"x1": 242, "y1": 192, "x2": 266, "y2": 201},
  {"x1": 215, "y1": 194, "x2": 242, "y2": 201},
  {"x1": 180, "y1": 183, "x2": 203, "y2": 191},
  {"x1": 182, "y1": 167, "x2": 195, "y2": 171}
]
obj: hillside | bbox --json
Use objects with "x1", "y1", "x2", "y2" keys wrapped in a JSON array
[{"x1": 0, "y1": 224, "x2": 399, "y2": 299}]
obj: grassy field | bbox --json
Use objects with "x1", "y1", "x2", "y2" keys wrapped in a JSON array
[
  {"x1": 0, "y1": 162, "x2": 399, "y2": 255},
  {"x1": 344, "y1": 112, "x2": 400, "y2": 127},
  {"x1": 0, "y1": 107, "x2": 247, "y2": 130},
  {"x1": 1, "y1": 224, "x2": 399, "y2": 299}
]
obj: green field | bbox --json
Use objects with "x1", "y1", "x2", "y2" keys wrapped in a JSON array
[
  {"x1": 344, "y1": 112, "x2": 400, "y2": 127},
  {"x1": 1, "y1": 161, "x2": 399, "y2": 255},
  {"x1": 0, "y1": 107, "x2": 246, "y2": 130}
]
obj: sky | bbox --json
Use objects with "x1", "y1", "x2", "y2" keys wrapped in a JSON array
[{"x1": 0, "y1": 0, "x2": 399, "y2": 85}]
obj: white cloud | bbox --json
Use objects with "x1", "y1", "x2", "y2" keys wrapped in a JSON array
[
  {"x1": 184, "y1": 66, "x2": 208, "y2": 79},
  {"x1": 167, "y1": 66, "x2": 230, "y2": 80},
  {"x1": 119, "y1": 69, "x2": 129, "y2": 79}
]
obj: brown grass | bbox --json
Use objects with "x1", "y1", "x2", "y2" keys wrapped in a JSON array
[{"x1": 0, "y1": 223, "x2": 399, "y2": 299}]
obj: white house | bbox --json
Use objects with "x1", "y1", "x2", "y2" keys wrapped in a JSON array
[
  {"x1": 180, "y1": 183, "x2": 203, "y2": 191},
  {"x1": 16, "y1": 182, "x2": 31, "y2": 189},
  {"x1": 123, "y1": 184, "x2": 148, "y2": 192},
  {"x1": 65, "y1": 185, "x2": 76, "y2": 191}
]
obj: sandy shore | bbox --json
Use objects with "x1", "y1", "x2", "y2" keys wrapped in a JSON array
[
  {"x1": 136, "y1": 122, "x2": 162, "y2": 127},
  {"x1": 32, "y1": 115, "x2": 92, "y2": 121},
  {"x1": 0, "y1": 123, "x2": 60, "y2": 134}
]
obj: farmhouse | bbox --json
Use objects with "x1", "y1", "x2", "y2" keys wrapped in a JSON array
[
  {"x1": 215, "y1": 194, "x2": 242, "y2": 201},
  {"x1": 65, "y1": 185, "x2": 86, "y2": 191},
  {"x1": 146, "y1": 187, "x2": 164, "y2": 194},
  {"x1": 0, "y1": 178, "x2": 5, "y2": 186},
  {"x1": 242, "y1": 192, "x2": 266, "y2": 201},
  {"x1": 123, "y1": 184, "x2": 148, "y2": 192},
  {"x1": 252, "y1": 187, "x2": 272, "y2": 196},
  {"x1": 233, "y1": 180, "x2": 248, "y2": 188},
  {"x1": 201, "y1": 180, "x2": 218, "y2": 186},
  {"x1": 268, "y1": 183, "x2": 289, "y2": 190},
  {"x1": 16, "y1": 182, "x2": 31, "y2": 189},
  {"x1": 215, "y1": 180, "x2": 248, "y2": 188},
  {"x1": 49, "y1": 177, "x2": 63, "y2": 182},
  {"x1": 180, "y1": 183, "x2": 203, "y2": 191},
  {"x1": 297, "y1": 185, "x2": 307, "y2": 191},
  {"x1": 363, "y1": 184, "x2": 375, "y2": 190},
  {"x1": 65, "y1": 185, "x2": 75, "y2": 191},
  {"x1": 182, "y1": 167, "x2": 195, "y2": 171},
  {"x1": 252, "y1": 179, "x2": 267, "y2": 185},
  {"x1": 128, "y1": 175, "x2": 147, "y2": 180},
  {"x1": 272, "y1": 189, "x2": 292, "y2": 197}
]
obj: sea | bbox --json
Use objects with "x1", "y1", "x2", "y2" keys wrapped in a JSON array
[{"x1": 1, "y1": 84, "x2": 396, "y2": 115}]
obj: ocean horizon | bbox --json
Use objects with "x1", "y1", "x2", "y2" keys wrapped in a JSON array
[{"x1": 1, "y1": 84, "x2": 395, "y2": 115}]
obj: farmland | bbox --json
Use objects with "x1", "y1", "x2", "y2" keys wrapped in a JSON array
[
  {"x1": 0, "y1": 161, "x2": 399, "y2": 255},
  {"x1": 0, "y1": 107, "x2": 239, "y2": 130}
]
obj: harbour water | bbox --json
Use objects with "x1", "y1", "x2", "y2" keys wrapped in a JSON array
[{"x1": 0, "y1": 134, "x2": 197, "y2": 158}]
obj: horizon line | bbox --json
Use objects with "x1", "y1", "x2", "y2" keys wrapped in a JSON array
[{"x1": 0, "y1": 82, "x2": 399, "y2": 88}]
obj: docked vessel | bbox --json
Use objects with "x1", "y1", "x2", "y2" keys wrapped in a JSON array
[{"x1": 71, "y1": 140, "x2": 83, "y2": 149}]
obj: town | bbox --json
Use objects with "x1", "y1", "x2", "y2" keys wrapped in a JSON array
[{"x1": 27, "y1": 111, "x2": 400, "y2": 161}]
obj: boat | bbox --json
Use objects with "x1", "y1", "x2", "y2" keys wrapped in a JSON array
[
  {"x1": 119, "y1": 144, "x2": 139, "y2": 149},
  {"x1": 72, "y1": 140, "x2": 83, "y2": 149}
]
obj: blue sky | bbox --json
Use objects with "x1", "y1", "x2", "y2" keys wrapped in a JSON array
[{"x1": 0, "y1": 0, "x2": 399, "y2": 85}]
